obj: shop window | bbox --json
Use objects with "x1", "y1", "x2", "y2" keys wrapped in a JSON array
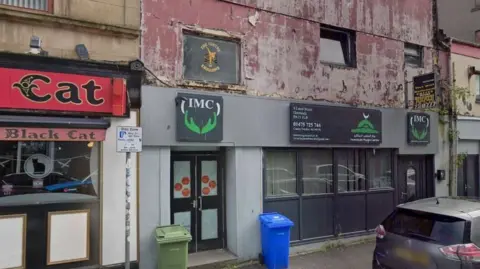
[
  {"x1": 368, "y1": 149, "x2": 393, "y2": 190},
  {"x1": 301, "y1": 149, "x2": 333, "y2": 195},
  {"x1": 0, "y1": 141, "x2": 100, "y2": 204},
  {"x1": 183, "y1": 32, "x2": 241, "y2": 85},
  {"x1": 336, "y1": 149, "x2": 366, "y2": 193},
  {"x1": 265, "y1": 151, "x2": 297, "y2": 197},
  {"x1": 320, "y1": 26, "x2": 356, "y2": 67},
  {"x1": 405, "y1": 43, "x2": 423, "y2": 67},
  {"x1": 0, "y1": 0, "x2": 51, "y2": 12}
]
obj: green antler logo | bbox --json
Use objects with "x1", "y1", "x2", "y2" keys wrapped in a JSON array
[
  {"x1": 180, "y1": 98, "x2": 221, "y2": 135},
  {"x1": 410, "y1": 114, "x2": 429, "y2": 141},
  {"x1": 351, "y1": 113, "x2": 379, "y2": 134}
]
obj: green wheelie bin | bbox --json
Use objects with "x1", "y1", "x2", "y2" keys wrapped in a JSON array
[{"x1": 155, "y1": 225, "x2": 192, "y2": 269}]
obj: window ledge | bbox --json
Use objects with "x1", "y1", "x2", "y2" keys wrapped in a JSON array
[
  {"x1": 472, "y1": 6, "x2": 480, "y2": 12},
  {"x1": 320, "y1": 61, "x2": 356, "y2": 70},
  {"x1": 0, "y1": 5, "x2": 140, "y2": 39},
  {"x1": 178, "y1": 80, "x2": 247, "y2": 94}
]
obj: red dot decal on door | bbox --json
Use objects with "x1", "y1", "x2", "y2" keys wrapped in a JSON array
[
  {"x1": 182, "y1": 188, "x2": 191, "y2": 197},
  {"x1": 201, "y1": 175, "x2": 210, "y2": 184},
  {"x1": 202, "y1": 187, "x2": 211, "y2": 195},
  {"x1": 181, "y1": 177, "x2": 190, "y2": 185},
  {"x1": 174, "y1": 183, "x2": 182, "y2": 191},
  {"x1": 209, "y1": 181, "x2": 217, "y2": 189}
]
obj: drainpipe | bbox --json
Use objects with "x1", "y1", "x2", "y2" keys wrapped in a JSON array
[{"x1": 447, "y1": 38, "x2": 456, "y2": 196}]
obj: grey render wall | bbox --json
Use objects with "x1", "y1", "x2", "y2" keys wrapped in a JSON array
[
  {"x1": 438, "y1": 0, "x2": 480, "y2": 43},
  {"x1": 141, "y1": 86, "x2": 439, "y2": 155}
]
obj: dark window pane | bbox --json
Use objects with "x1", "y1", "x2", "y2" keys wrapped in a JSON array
[
  {"x1": 383, "y1": 209, "x2": 465, "y2": 246},
  {"x1": 0, "y1": 141, "x2": 100, "y2": 205},
  {"x1": 337, "y1": 149, "x2": 366, "y2": 192},
  {"x1": 301, "y1": 149, "x2": 333, "y2": 195},
  {"x1": 183, "y1": 33, "x2": 240, "y2": 84},
  {"x1": 369, "y1": 149, "x2": 393, "y2": 189},
  {"x1": 404, "y1": 43, "x2": 423, "y2": 67},
  {"x1": 265, "y1": 151, "x2": 297, "y2": 197}
]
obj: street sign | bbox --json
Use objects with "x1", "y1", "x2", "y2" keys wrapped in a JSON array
[{"x1": 116, "y1": 126, "x2": 142, "y2": 153}]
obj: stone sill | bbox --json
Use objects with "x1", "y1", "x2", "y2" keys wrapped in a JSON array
[
  {"x1": 0, "y1": 5, "x2": 139, "y2": 39},
  {"x1": 178, "y1": 80, "x2": 247, "y2": 94}
]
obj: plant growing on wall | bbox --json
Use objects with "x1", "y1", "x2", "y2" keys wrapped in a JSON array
[{"x1": 436, "y1": 62, "x2": 472, "y2": 196}]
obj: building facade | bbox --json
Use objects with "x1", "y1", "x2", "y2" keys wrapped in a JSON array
[
  {"x1": 437, "y1": 0, "x2": 480, "y2": 197},
  {"x1": 139, "y1": 0, "x2": 444, "y2": 268},
  {"x1": 0, "y1": 1, "x2": 141, "y2": 269}
]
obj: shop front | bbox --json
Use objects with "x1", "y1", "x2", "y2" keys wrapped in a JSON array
[
  {"x1": 0, "y1": 52, "x2": 142, "y2": 269},
  {"x1": 139, "y1": 86, "x2": 438, "y2": 268},
  {"x1": 457, "y1": 116, "x2": 480, "y2": 197}
]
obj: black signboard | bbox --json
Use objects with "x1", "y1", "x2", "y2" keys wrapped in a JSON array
[
  {"x1": 290, "y1": 103, "x2": 382, "y2": 145},
  {"x1": 407, "y1": 112, "x2": 430, "y2": 145},
  {"x1": 183, "y1": 34, "x2": 240, "y2": 84},
  {"x1": 176, "y1": 93, "x2": 223, "y2": 142},
  {"x1": 413, "y1": 73, "x2": 436, "y2": 109}
]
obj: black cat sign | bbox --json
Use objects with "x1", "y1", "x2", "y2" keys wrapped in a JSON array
[{"x1": 24, "y1": 154, "x2": 53, "y2": 179}]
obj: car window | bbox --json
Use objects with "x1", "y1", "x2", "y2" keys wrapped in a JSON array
[{"x1": 382, "y1": 209, "x2": 466, "y2": 246}]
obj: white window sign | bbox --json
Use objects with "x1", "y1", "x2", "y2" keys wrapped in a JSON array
[{"x1": 116, "y1": 127, "x2": 142, "y2": 153}]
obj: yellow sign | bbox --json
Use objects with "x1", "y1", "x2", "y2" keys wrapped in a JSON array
[{"x1": 201, "y1": 42, "x2": 221, "y2": 73}]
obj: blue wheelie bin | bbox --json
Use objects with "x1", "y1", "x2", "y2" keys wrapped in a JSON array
[{"x1": 258, "y1": 212, "x2": 294, "y2": 269}]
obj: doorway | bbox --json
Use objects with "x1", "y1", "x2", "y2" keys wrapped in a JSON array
[
  {"x1": 170, "y1": 152, "x2": 224, "y2": 253},
  {"x1": 457, "y1": 154, "x2": 479, "y2": 197},
  {"x1": 397, "y1": 155, "x2": 431, "y2": 204}
]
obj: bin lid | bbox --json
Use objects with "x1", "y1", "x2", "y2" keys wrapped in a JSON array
[
  {"x1": 155, "y1": 224, "x2": 192, "y2": 244},
  {"x1": 259, "y1": 212, "x2": 294, "y2": 228}
]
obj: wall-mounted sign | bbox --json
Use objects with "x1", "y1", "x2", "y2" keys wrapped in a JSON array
[
  {"x1": 176, "y1": 93, "x2": 223, "y2": 142},
  {"x1": 0, "y1": 67, "x2": 127, "y2": 116},
  {"x1": 183, "y1": 34, "x2": 240, "y2": 84},
  {"x1": 413, "y1": 72, "x2": 436, "y2": 109},
  {"x1": 0, "y1": 127, "x2": 106, "y2": 141},
  {"x1": 407, "y1": 112, "x2": 430, "y2": 145},
  {"x1": 290, "y1": 103, "x2": 382, "y2": 145}
]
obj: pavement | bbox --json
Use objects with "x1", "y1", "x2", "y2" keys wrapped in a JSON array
[{"x1": 240, "y1": 241, "x2": 375, "y2": 269}]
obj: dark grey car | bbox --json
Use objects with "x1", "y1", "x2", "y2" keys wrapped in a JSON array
[{"x1": 373, "y1": 197, "x2": 480, "y2": 269}]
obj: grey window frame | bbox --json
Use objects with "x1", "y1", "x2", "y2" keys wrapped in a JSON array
[
  {"x1": 320, "y1": 25, "x2": 357, "y2": 68},
  {"x1": 404, "y1": 43, "x2": 423, "y2": 68}
]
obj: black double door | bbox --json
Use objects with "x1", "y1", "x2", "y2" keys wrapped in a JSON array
[
  {"x1": 170, "y1": 153, "x2": 224, "y2": 253},
  {"x1": 397, "y1": 155, "x2": 432, "y2": 204}
]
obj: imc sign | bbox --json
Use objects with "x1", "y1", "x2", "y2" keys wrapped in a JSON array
[
  {"x1": 290, "y1": 103, "x2": 382, "y2": 145},
  {"x1": 0, "y1": 67, "x2": 127, "y2": 116},
  {"x1": 176, "y1": 93, "x2": 223, "y2": 142},
  {"x1": 407, "y1": 112, "x2": 430, "y2": 145}
]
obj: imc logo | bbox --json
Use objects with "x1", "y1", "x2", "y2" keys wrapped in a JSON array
[
  {"x1": 408, "y1": 112, "x2": 430, "y2": 144},
  {"x1": 176, "y1": 93, "x2": 223, "y2": 142}
]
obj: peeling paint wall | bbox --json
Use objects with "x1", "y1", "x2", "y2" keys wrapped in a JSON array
[{"x1": 142, "y1": 0, "x2": 434, "y2": 107}]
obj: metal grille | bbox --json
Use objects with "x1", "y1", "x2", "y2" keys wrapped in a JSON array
[{"x1": 0, "y1": 0, "x2": 48, "y2": 11}]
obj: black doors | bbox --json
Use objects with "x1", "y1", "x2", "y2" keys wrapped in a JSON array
[
  {"x1": 457, "y1": 155, "x2": 479, "y2": 197},
  {"x1": 170, "y1": 153, "x2": 224, "y2": 253},
  {"x1": 397, "y1": 156, "x2": 429, "y2": 204}
]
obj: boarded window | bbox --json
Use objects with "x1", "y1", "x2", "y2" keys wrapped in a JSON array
[
  {"x1": 405, "y1": 43, "x2": 423, "y2": 67},
  {"x1": 183, "y1": 33, "x2": 240, "y2": 84}
]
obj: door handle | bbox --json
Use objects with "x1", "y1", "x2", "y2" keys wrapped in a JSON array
[{"x1": 198, "y1": 196, "x2": 203, "y2": 211}]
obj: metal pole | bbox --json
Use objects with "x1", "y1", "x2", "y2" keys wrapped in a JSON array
[{"x1": 125, "y1": 151, "x2": 131, "y2": 269}]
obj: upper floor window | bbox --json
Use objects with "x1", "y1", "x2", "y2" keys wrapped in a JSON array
[
  {"x1": 320, "y1": 26, "x2": 356, "y2": 67},
  {"x1": 183, "y1": 32, "x2": 241, "y2": 85},
  {"x1": 404, "y1": 43, "x2": 423, "y2": 68},
  {"x1": 0, "y1": 0, "x2": 51, "y2": 12},
  {"x1": 474, "y1": 0, "x2": 480, "y2": 11},
  {"x1": 475, "y1": 75, "x2": 480, "y2": 96}
]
